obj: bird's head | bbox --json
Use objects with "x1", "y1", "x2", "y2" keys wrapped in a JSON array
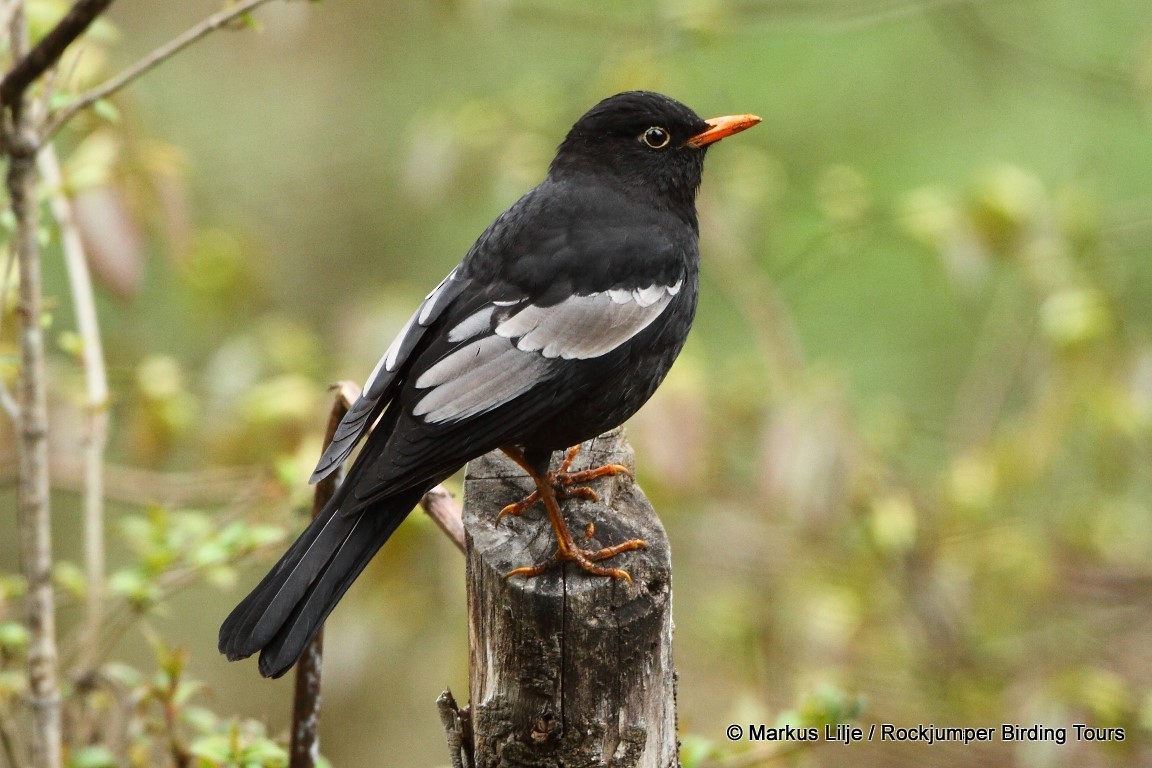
[{"x1": 549, "y1": 91, "x2": 760, "y2": 210}]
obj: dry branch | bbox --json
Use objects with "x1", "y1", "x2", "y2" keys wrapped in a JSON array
[
  {"x1": 0, "y1": 0, "x2": 114, "y2": 108},
  {"x1": 40, "y1": 143, "x2": 110, "y2": 675},
  {"x1": 5, "y1": 2, "x2": 63, "y2": 762},
  {"x1": 420, "y1": 485, "x2": 466, "y2": 553},
  {"x1": 42, "y1": 0, "x2": 291, "y2": 142},
  {"x1": 289, "y1": 383, "x2": 356, "y2": 768}
]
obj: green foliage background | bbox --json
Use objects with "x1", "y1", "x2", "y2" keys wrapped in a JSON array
[{"x1": 2, "y1": 0, "x2": 1152, "y2": 765}]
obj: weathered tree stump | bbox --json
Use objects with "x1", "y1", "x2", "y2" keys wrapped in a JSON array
[{"x1": 460, "y1": 428, "x2": 677, "y2": 768}]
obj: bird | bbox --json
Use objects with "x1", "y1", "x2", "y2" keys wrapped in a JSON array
[{"x1": 218, "y1": 91, "x2": 760, "y2": 678}]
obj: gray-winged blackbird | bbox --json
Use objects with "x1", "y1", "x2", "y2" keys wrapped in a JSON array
[{"x1": 219, "y1": 91, "x2": 759, "y2": 678}]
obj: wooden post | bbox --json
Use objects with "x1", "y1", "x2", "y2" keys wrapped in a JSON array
[{"x1": 460, "y1": 428, "x2": 678, "y2": 768}]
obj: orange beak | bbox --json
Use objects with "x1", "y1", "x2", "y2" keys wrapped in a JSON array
[{"x1": 685, "y1": 114, "x2": 761, "y2": 148}]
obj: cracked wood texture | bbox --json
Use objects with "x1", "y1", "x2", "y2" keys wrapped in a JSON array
[{"x1": 463, "y1": 428, "x2": 678, "y2": 768}]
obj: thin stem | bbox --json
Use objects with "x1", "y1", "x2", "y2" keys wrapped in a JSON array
[
  {"x1": 39, "y1": 144, "x2": 109, "y2": 675},
  {"x1": 290, "y1": 382, "x2": 355, "y2": 768},
  {"x1": 42, "y1": 0, "x2": 287, "y2": 143},
  {"x1": 6, "y1": 1, "x2": 63, "y2": 764},
  {"x1": 420, "y1": 486, "x2": 465, "y2": 554},
  {"x1": 0, "y1": 0, "x2": 114, "y2": 108},
  {"x1": 0, "y1": 239, "x2": 19, "y2": 423},
  {"x1": 0, "y1": 253, "x2": 17, "y2": 417}
]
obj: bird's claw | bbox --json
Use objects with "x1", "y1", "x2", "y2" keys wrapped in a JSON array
[
  {"x1": 497, "y1": 490, "x2": 540, "y2": 521},
  {"x1": 496, "y1": 484, "x2": 599, "y2": 524},
  {"x1": 495, "y1": 450, "x2": 630, "y2": 526},
  {"x1": 504, "y1": 538, "x2": 649, "y2": 582}
]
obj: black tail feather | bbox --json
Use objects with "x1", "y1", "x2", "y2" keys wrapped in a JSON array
[{"x1": 218, "y1": 487, "x2": 423, "y2": 678}]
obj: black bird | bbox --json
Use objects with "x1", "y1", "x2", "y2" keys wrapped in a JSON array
[{"x1": 219, "y1": 91, "x2": 759, "y2": 678}]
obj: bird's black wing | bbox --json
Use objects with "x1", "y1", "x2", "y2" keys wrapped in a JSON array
[
  {"x1": 309, "y1": 267, "x2": 471, "y2": 483},
  {"x1": 339, "y1": 270, "x2": 691, "y2": 509}
]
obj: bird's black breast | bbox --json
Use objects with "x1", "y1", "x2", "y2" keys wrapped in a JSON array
[{"x1": 460, "y1": 177, "x2": 697, "y2": 304}]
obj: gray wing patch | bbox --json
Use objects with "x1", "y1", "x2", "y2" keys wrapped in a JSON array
[
  {"x1": 412, "y1": 281, "x2": 680, "y2": 424},
  {"x1": 447, "y1": 306, "x2": 496, "y2": 343},
  {"x1": 496, "y1": 281, "x2": 679, "y2": 359},
  {"x1": 413, "y1": 335, "x2": 549, "y2": 422}
]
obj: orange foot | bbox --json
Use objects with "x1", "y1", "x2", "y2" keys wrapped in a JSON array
[
  {"x1": 497, "y1": 445, "x2": 631, "y2": 521},
  {"x1": 499, "y1": 444, "x2": 647, "y2": 581}
]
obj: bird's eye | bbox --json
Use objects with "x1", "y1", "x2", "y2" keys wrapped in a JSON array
[{"x1": 641, "y1": 127, "x2": 671, "y2": 149}]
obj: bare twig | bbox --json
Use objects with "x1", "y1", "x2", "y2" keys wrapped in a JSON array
[
  {"x1": 5, "y1": 4, "x2": 64, "y2": 767},
  {"x1": 0, "y1": 0, "x2": 114, "y2": 108},
  {"x1": 0, "y1": 241, "x2": 20, "y2": 422},
  {"x1": 42, "y1": 0, "x2": 289, "y2": 142},
  {"x1": 436, "y1": 689, "x2": 473, "y2": 768},
  {"x1": 0, "y1": 386, "x2": 16, "y2": 422},
  {"x1": 0, "y1": 318, "x2": 17, "y2": 421},
  {"x1": 39, "y1": 144, "x2": 110, "y2": 676},
  {"x1": 290, "y1": 383, "x2": 356, "y2": 768},
  {"x1": 420, "y1": 485, "x2": 465, "y2": 554}
]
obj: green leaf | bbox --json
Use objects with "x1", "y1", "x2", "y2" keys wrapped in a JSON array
[
  {"x1": 67, "y1": 746, "x2": 118, "y2": 768},
  {"x1": 0, "y1": 622, "x2": 29, "y2": 653},
  {"x1": 188, "y1": 735, "x2": 233, "y2": 763},
  {"x1": 239, "y1": 738, "x2": 288, "y2": 766},
  {"x1": 92, "y1": 99, "x2": 121, "y2": 124},
  {"x1": 108, "y1": 568, "x2": 159, "y2": 606},
  {"x1": 48, "y1": 92, "x2": 72, "y2": 110},
  {"x1": 117, "y1": 515, "x2": 153, "y2": 551},
  {"x1": 679, "y1": 734, "x2": 716, "y2": 768},
  {"x1": 56, "y1": 328, "x2": 85, "y2": 357},
  {"x1": 205, "y1": 565, "x2": 238, "y2": 589},
  {"x1": 0, "y1": 670, "x2": 26, "y2": 696},
  {"x1": 181, "y1": 705, "x2": 219, "y2": 734},
  {"x1": 172, "y1": 679, "x2": 205, "y2": 707},
  {"x1": 247, "y1": 524, "x2": 288, "y2": 549},
  {"x1": 53, "y1": 561, "x2": 87, "y2": 598},
  {"x1": 102, "y1": 661, "x2": 144, "y2": 688},
  {"x1": 236, "y1": 12, "x2": 262, "y2": 32}
]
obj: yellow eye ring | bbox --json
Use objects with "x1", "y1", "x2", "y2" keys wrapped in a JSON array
[{"x1": 641, "y1": 127, "x2": 671, "y2": 149}]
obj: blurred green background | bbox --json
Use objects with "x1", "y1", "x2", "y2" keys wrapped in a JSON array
[{"x1": 3, "y1": 0, "x2": 1152, "y2": 765}]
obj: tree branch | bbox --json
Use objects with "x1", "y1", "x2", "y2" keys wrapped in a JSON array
[
  {"x1": 39, "y1": 143, "x2": 109, "y2": 676},
  {"x1": 0, "y1": 0, "x2": 114, "y2": 109},
  {"x1": 289, "y1": 383, "x2": 356, "y2": 768},
  {"x1": 0, "y1": 243, "x2": 19, "y2": 422},
  {"x1": 5, "y1": 3, "x2": 64, "y2": 765},
  {"x1": 42, "y1": 0, "x2": 288, "y2": 142},
  {"x1": 420, "y1": 485, "x2": 465, "y2": 554}
]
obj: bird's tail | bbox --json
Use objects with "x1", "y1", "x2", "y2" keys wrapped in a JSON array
[{"x1": 218, "y1": 487, "x2": 423, "y2": 678}]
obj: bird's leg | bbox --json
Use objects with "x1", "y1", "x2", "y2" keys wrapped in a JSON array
[
  {"x1": 497, "y1": 444, "x2": 631, "y2": 521},
  {"x1": 498, "y1": 445, "x2": 647, "y2": 581}
]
